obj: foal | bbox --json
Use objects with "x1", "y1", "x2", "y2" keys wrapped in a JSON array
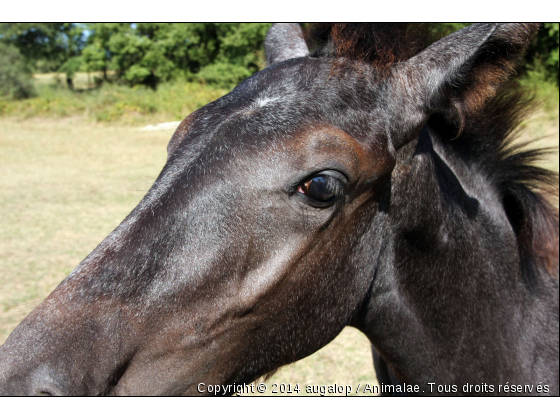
[{"x1": 0, "y1": 23, "x2": 557, "y2": 395}]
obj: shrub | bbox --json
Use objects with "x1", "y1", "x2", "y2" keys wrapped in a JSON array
[{"x1": 0, "y1": 43, "x2": 36, "y2": 99}]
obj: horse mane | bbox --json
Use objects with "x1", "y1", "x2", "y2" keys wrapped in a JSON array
[
  {"x1": 463, "y1": 85, "x2": 559, "y2": 283},
  {"x1": 307, "y1": 23, "x2": 559, "y2": 283}
]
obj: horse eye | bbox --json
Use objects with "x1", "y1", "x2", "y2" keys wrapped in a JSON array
[{"x1": 297, "y1": 176, "x2": 340, "y2": 205}]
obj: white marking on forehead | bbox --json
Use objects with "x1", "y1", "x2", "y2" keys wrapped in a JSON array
[
  {"x1": 238, "y1": 95, "x2": 283, "y2": 117},
  {"x1": 251, "y1": 97, "x2": 280, "y2": 109},
  {"x1": 249, "y1": 96, "x2": 281, "y2": 111}
]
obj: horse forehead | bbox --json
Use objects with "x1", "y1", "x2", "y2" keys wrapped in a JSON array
[
  {"x1": 228, "y1": 58, "x2": 342, "y2": 110},
  {"x1": 169, "y1": 59, "x2": 381, "y2": 173},
  {"x1": 284, "y1": 125, "x2": 387, "y2": 175}
]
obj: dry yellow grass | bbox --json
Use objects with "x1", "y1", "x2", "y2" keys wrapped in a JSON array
[
  {"x1": 518, "y1": 112, "x2": 559, "y2": 171},
  {"x1": 0, "y1": 118, "x2": 170, "y2": 336}
]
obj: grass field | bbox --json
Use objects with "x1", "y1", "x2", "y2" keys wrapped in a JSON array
[{"x1": 0, "y1": 80, "x2": 557, "y2": 394}]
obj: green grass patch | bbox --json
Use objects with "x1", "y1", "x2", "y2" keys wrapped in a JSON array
[{"x1": 0, "y1": 74, "x2": 228, "y2": 124}]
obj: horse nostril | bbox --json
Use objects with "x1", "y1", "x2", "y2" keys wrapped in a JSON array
[
  {"x1": 31, "y1": 367, "x2": 66, "y2": 396},
  {"x1": 33, "y1": 385, "x2": 64, "y2": 396},
  {"x1": 35, "y1": 389, "x2": 54, "y2": 396}
]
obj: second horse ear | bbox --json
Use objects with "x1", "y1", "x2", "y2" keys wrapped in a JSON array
[
  {"x1": 265, "y1": 23, "x2": 309, "y2": 67},
  {"x1": 388, "y1": 23, "x2": 539, "y2": 149}
]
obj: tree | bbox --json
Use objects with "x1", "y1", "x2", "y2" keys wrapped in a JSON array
[
  {"x1": 195, "y1": 23, "x2": 270, "y2": 87},
  {"x1": 80, "y1": 23, "x2": 270, "y2": 89},
  {"x1": 527, "y1": 23, "x2": 559, "y2": 85},
  {"x1": 0, "y1": 23, "x2": 85, "y2": 87}
]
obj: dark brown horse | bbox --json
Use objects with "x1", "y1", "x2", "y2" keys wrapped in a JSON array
[{"x1": 0, "y1": 23, "x2": 558, "y2": 396}]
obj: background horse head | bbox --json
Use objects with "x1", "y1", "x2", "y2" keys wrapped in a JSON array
[{"x1": 0, "y1": 23, "x2": 558, "y2": 396}]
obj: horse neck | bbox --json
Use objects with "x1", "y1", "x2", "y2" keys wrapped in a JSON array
[{"x1": 355, "y1": 126, "x2": 559, "y2": 391}]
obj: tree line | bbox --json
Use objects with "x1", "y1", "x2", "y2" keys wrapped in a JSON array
[{"x1": 1, "y1": 23, "x2": 558, "y2": 99}]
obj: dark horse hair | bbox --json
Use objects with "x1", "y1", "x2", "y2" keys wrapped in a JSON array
[
  {"x1": 310, "y1": 23, "x2": 559, "y2": 286},
  {"x1": 308, "y1": 23, "x2": 438, "y2": 68}
]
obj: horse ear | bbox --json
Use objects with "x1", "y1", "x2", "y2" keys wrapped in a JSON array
[
  {"x1": 265, "y1": 23, "x2": 310, "y2": 67},
  {"x1": 389, "y1": 23, "x2": 539, "y2": 148}
]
